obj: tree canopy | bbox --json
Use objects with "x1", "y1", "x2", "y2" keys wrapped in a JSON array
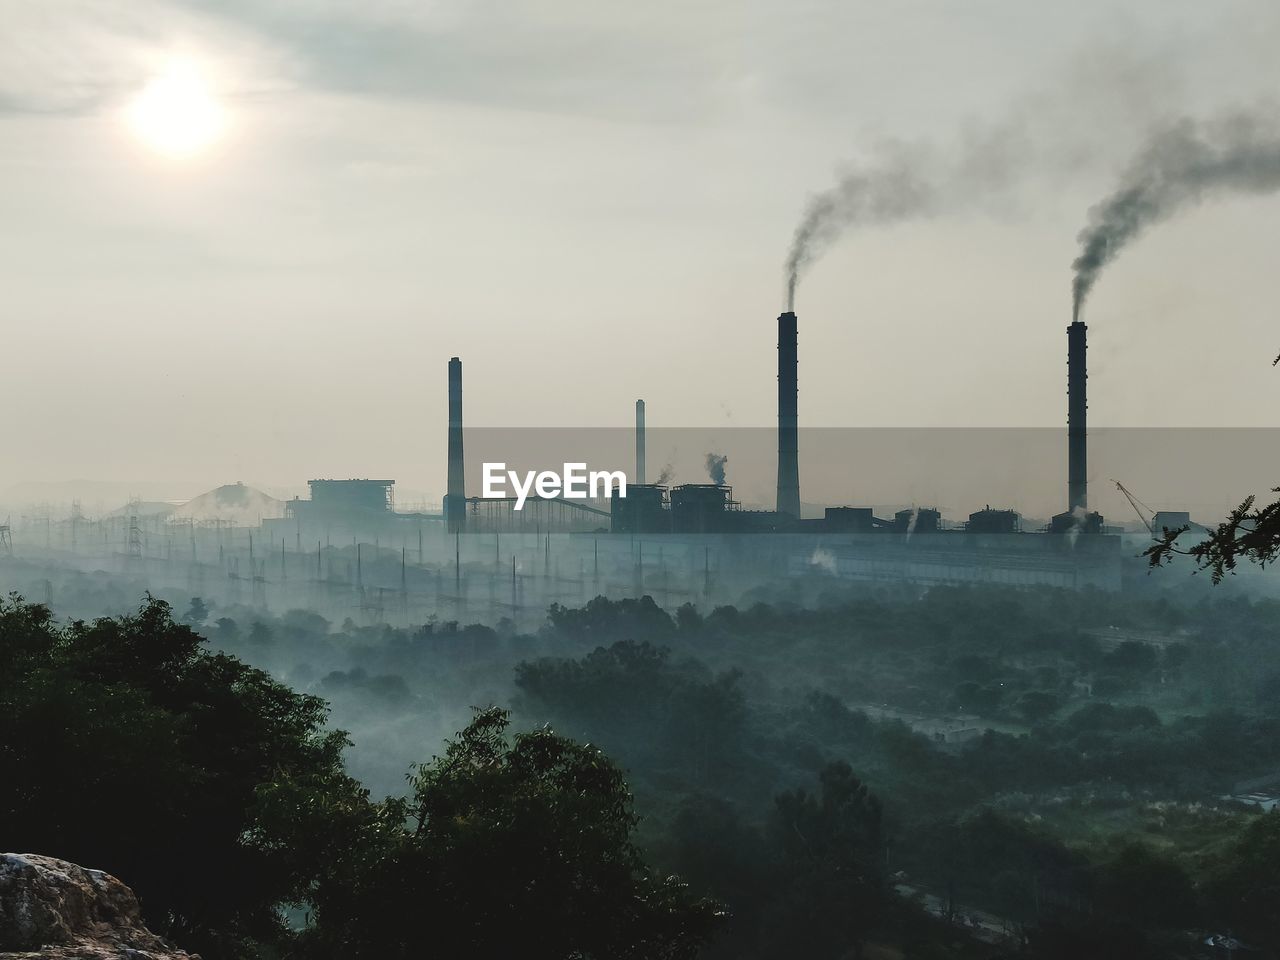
[
  {"x1": 0, "y1": 593, "x2": 359, "y2": 955},
  {"x1": 0, "y1": 596, "x2": 719, "y2": 960},
  {"x1": 1147, "y1": 488, "x2": 1280, "y2": 582},
  {"x1": 300, "y1": 707, "x2": 720, "y2": 960}
]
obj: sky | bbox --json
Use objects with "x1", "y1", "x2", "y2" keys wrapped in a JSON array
[{"x1": 2, "y1": 0, "x2": 1280, "y2": 507}]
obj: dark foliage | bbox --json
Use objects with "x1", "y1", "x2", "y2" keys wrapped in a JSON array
[
  {"x1": 0, "y1": 593, "x2": 362, "y2": 957},
  {"x1": 297, "y1": 707, "x2": 721, "y2": 960},
  {"x1": 0, "y1": 596, "x2": 718, "y2": 960},
  {"x1": 1147, "y1": 487, "x2": 1280, "y2": 582}
]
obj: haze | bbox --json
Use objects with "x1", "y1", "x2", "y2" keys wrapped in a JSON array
[{"x1": 3, "y1": 0, "x2": 1279, "y2": 503}]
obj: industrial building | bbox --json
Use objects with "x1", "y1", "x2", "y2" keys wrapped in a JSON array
[
  {"x1": 594, "y1": 308, "x2": 1107, "y2": 546},
  {"x1": 275, "y1": 478, "x2": 439, "y2": 541},
  {"x1": 289, "y1": 479, "x2": 395, "y2": 518},
  {"x1": 259, "y1": 301, "x2": 1130, "y2": 594}
]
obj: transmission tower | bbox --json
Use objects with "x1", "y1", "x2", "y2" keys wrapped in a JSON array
[
  {"x1": 127, "y1": 499, "x2": 144, "y2": 560},
  {"x1": 0, "y1": 517, "x2": 11, "y2": 556}
]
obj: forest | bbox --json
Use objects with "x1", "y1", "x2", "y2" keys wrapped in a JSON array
[{"x1": 4, "y1": 576, "x2": 1280, "y2": 958}]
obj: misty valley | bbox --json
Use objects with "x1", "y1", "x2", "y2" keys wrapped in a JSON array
[{"x1": 6, "y1": 546, "x2": 1280, "y2": 958}]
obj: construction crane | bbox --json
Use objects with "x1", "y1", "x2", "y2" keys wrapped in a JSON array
[{"x1": 1111, "y1": 479, "x2": 1157, "y2": 537}]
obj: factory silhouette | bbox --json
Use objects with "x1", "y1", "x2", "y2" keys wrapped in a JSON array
[
  {"x1": 253, "y1": 304, "x2": 1127, "y2": 601},
  {"x1": 8, "y1": 294, "x2": 1247, "y2": 627},
  {"x1": 421, "y1": 309, "x2": 1102, "y2": 538},
  {"x1": 7, "y1": 295, "x2": 1197, "y2": 622}
]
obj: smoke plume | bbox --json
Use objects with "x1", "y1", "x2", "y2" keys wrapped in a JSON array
[
  {"x1": 784, "y1": 151, "x2": 935, "y2": 310},
  {"x1": 1073, "y1": 113, "x2": 1280, "y2": 319},
  {"x1": 704, "y1": 453, "x2": 728, "y2": 486}
]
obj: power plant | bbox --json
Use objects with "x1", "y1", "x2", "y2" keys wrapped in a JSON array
[
  {"x1": 1, "y1": 298, "x2": 1152, "y2": 631},
  {"x1": 268, "y1": 297, "x2": 1109, "y2": 552},
  {"x1": 433, "y1": 304, "x2": 1107, "y2": 541},
  {"x1": 8, "y1": 296, "x2": 1131, "y2": 625}
]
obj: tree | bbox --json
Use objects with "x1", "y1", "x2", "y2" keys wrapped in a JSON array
[
  {"x1": 1162, "y1": 643, "x2": 1190, "y2": 671},
  {"x1": 1147, "y1": 488, "x2": 1280, "y2": 582},
  {"x1": 0, "y1": 594, "x2": 364, "y2": 959},
  {"x1": 675, "y1": 602, "x2": 704, "y2": 632},
  {"x1": 515, "y1": 640, "x2": 747, "y2": 780},
  {"x1": 1015, "y1": 690, "x2": 1062, "y2": 724},
  {"x1": 545, "y1": 595, "x2": 676, "y2": 643},
  {"x1": 182, "y1": 596, "x2": 209, "y2": 625},
  {"x1": 301, "y1": 707, "x2": 720, "y2": 960},
  {"x1": 1094, "y1": 843, "x2": 1197, "y2": 929},
  {"x1": 1104, "y1": 641, "x2": 1158, "y2": 674},
  {"x1": 1205, "y1": 811, "x2": 1280, "y2": 947},
  {"x1": 666, "y1": 794, "x2": 768, "y2": 923},
  {"x1": 1140, "y1": 351, "x2": 1280, "y2": 582},
  {"x1": 760, "y1": 762, "x2": 887, "y2": 960},
  {"x1": 212, "y1": 616, "x2": 238, "y2": 643}
]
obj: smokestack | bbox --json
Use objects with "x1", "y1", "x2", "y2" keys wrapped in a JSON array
[
  {"x1": 777, "y1": 312, "x2": 801, "y2": 518},
  {"x1": 445, "y1": 356, "x2": 466, "y2": 533},
  {"x1": 1067, "y1": 320, "x2": 1087, "y2": 512},
  {"x1": 635, "y1": 399, "x2": 646, "y2": 486}
]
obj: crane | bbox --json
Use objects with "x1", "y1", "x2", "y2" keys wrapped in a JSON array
[{"x1": 1111, "y1": 479, "x2": 1157, "y2": 537}]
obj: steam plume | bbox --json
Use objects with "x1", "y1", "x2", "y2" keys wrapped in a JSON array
[
  {"x1": 704, "y1": 453, "x2": 728, "y2": 486},
  {"x1": 1073, "y1": 114, "x2": 1280, "y2": 319}
]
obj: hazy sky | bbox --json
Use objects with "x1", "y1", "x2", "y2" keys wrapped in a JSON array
[{"x1": 3, "y1": 0, "x2": 1280, "y2": 503}]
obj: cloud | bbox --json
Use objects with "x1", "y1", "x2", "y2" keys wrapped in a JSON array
[
  {"x1": 170, "y1": 0, "x2": 740, "y2": 121},
  {"x1": 0, "y1": 0, "x2": 295, "y2": 116}
]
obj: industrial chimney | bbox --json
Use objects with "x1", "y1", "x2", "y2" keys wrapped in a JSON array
[
  {"x1": 635, "y1": 399, "x2": 646, "y2": 486},
  {"x1": 777, "y1": 312, "x2": 801, "y2": 518},
  {"x1": 445, "y1": 356, "x2": 466, "y2": 533},
  {"x1": 1067, "y1": 320, "x2": 1087, "y2": 512}
]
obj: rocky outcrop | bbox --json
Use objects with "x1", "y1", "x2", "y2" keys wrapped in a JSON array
[{"x1": 0, "y1": 854, "x2": 198, "y2": 959}]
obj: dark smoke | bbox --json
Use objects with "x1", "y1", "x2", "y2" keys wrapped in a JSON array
[
  {"x1": 655, "y1": 464, "x2": 674, "y2": 486},
  {"x1": 784, "y1": 151, "x2": 935, "y2": 310},
  {"x1": 1073, "y1": 114, "x2": 1280, "y2": 319},
  {"x1": 705, "y1": 453, "x2": 728, "y2": 486}
]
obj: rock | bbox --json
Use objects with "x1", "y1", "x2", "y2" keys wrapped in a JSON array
[{"x1": 0, "y1": 854, "x2": 199, "y2": 959}]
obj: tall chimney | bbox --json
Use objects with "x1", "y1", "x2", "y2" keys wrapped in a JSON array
[
  {"x1": 445, "y1": 356, "x2": 466, "y2": 533},
  {"x1": 1067, "y1": 320, "x2": 1087, "y2": 512},
  {"x1": 635, "y1": 399, "x2": 646, "y2": 486},
  {"x1": 777, "y1": 311, "x2": 801, "y2": 518}
]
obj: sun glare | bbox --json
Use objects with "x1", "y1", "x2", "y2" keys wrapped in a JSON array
[{"x1": 128, "y1": 59, "x2": 227, "y2": 158}]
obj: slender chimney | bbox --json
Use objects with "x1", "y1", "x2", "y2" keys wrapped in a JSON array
[
  {"x1": 446, "y1": 356, "x2": 466, "y2": 533},
  {"x1": 635, "y1": 399, "x2": 646, "y2": 486},
  {"x1": 1067, "y1": 320, "x2": 1087, "y2": 512},
  {"x1": 777, "y1": 311, "x2": 801, "y2": 518}
]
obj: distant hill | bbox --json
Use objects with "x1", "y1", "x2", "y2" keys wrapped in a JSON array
[
  {"x1": 104, "y1": 500, "x2": 180, "y2": 519},
  {"x1": 0, "y1": 479, "x2": 208, "y2": 514}
]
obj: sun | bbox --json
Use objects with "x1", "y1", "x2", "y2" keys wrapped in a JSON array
[{"x1": 127, "y1": 59, "x2": 227, "y2": 158}]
